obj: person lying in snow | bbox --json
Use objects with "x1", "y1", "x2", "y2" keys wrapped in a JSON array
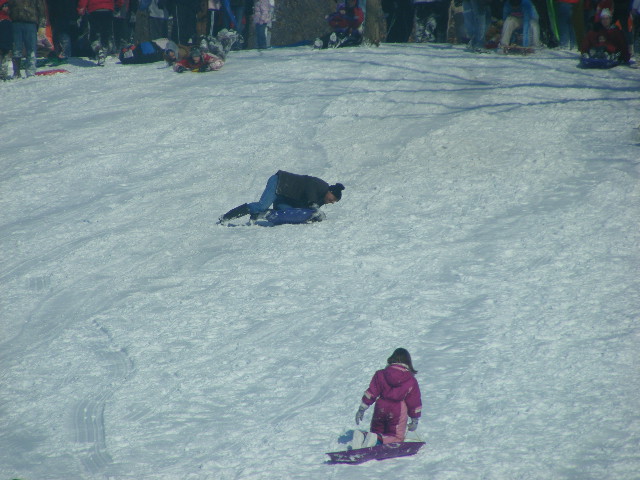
[
  {"x1": 353, "y1": 348, "x2": 422, "y2": 448},
  {"x1": 173, "y1": 45, "x2": 223, "y2": 72},
  {"x1": 218, "y1": 170, "x2": 344, "y2": 223}
]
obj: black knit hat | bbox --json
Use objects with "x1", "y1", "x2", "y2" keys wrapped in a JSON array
[{"x1": 328, "y1": 183, "x2": 345, "y2": 200}]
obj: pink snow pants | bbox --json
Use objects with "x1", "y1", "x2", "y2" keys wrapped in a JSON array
[{"x1": 370, "y1": 399, "x2": 408, "y2": 444}]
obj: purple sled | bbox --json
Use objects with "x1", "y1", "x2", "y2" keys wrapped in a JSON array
[{"x1": 326, "y1": 441, "x2": 425, "y2": 465}]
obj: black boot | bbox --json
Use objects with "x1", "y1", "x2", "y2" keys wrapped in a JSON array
[
  {"x1": 219, "y1": 203, "x2": 250, "y2": 223},
  {"x1": 12, "y1": 57, "x2": 21, "y2": 79}
]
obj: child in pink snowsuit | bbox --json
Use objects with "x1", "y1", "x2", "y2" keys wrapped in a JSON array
[{"x1": 354, "y1": 348, "x2": 422, "y2": 446}]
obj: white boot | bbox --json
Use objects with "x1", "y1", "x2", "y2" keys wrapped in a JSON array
[
  {"x1": 351, "y1": 430, "x2": 365, "y2": 448},
  {"x1": 351, "y1": 430, "x2": 379, "y2": 449},
  {"x1": 362, "y1": 432, "x2": 379, "y2": 448}
]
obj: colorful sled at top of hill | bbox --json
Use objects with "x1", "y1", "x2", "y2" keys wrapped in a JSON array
[
  {"x1": 264, "y1": 208, "x2": 326, "y2": 225},
  {"x1": 35, "y1": 68, "x2": 70, "y2": 76},
  {"x1": 326, "y1": 441, "x2": 425, "y2": 465}
]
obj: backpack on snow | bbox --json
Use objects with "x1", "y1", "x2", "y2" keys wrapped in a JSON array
[{"x1": 119, "y1": 41, "x2": 165, "y2": 64}]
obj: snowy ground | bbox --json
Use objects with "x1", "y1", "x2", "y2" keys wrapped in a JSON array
[{"x1": 1, "y1": 43, "x2": 639, "y2": 480}]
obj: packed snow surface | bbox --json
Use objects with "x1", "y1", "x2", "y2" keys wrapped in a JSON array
[{"x1": 1, "y1": 44, "x2": 639, "y2": 480}]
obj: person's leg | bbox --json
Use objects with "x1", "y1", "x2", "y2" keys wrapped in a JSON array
[
  {"x1": 256, "y1": 23, "x2": 266, "y2": 49},
  {"x1": 501, "y1": 16, "x2": 519, "y2": 46},
  {"x1": 462, "y1": 0, "x2": 476, "y2": 46},
  {"x1": 12, "y1": 22, "x2": 26, "y2": 77},
  {"x1": 22, "y1": 22, "x2": 37, "y2": 76},
  {"x1": 530, "y1": 18, "x2": 541, "y2": 47},
  {"x1": 248, "y1": 174, "x2": 279, "y2": 215},
  {"x1": 379, "y1": 401, "x2": 408, "y2": 444}
]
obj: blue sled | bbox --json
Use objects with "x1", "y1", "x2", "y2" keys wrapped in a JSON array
[
  {"x1": 264, "y1": 208, "x2": 326, "y2": 225},
  {"x1": 578, "y1": 57, "x2": 620, "y2": 69}
]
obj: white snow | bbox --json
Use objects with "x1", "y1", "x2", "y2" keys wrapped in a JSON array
[{"x1": 1, "y1": 44, "x2": 639, "y2": 480}]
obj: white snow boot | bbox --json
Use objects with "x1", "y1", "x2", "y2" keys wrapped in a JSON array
[{"x1": 351, "y1": 430, "x2": 379, "y2": 449}]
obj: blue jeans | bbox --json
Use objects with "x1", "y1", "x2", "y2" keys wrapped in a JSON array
[
  {"x1": 256, "y1": 23, "x2": 268, "y2": 49},
  {"x1": 12, "y1": 22, "x2": 37, "y2": 76},
  {"x1": 462, "y1": 0, "x2": 490, "y2": 48},
  {"x1": 249, "y1": 174, "x2": 276, "y2": 215},
  {"x1": 248, "y1": 174, "x2": 296, "y2": 215},
  {"x1": 556, "y1": 2, "x2": 576, "y2": 49}
]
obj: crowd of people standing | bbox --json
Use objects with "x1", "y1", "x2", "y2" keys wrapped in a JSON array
[
  {"x1": 389, "y1": 0, "x2": 638, "y2": 56},
  {"x1": 1, "y1": 0, "x2": 637, "y2": 79},
  {"x1": 1, "y1": 0, "x2": 273, "y2": 78}
]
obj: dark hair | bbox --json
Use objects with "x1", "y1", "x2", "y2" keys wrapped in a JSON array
[{"x1": 387, "y1": 348, "x2": 417, "y2": 374}]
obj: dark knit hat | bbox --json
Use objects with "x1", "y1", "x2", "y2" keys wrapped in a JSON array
[{"x1": 328, "y1": 183, "x2": 345, "y2": 200}]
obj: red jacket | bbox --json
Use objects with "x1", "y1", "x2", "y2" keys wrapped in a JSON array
[
  {"x1": 327, "y1": 4, "x2": 364, "y2": 33},
  {"x1": 78, "y1": 0, "x2": 123, "y2": 15}
]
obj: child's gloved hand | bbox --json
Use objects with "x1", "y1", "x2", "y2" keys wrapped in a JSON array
[
  {"x1": 408, "y1": 417, "x2": 419, "y2": 431},
  {"x1": 355, "y1": 406, "x2": 367, "y2": 425}
]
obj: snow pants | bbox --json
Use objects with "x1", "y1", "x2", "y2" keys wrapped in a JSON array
[
  {"x1": 88, "y1": 10, "x2": 114, "y2": 53},
  {"x1": 500, "y1": 16, "x2": 540, "y2": 47},
  {"x1": 370, "y1": 399, "x2": 409, "y2": 444}
]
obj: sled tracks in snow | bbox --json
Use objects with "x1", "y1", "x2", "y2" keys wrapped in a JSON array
[{"x1": 72, "y1": 322, "x2": 134, "y2": 475}]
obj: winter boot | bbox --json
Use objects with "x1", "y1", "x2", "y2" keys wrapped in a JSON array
[
  {"x1": 219, "y1": 203, "x2": 250, "y2": 223},
  {"x1": 362, "y1": 432, "x2": 380, "y2": 448},
  {"x1": 97, "y1": 48, "x2": 106, "y2": 66},
  {"x1": 351, "y1": 430, "x2": 365, "y2": 449},
  {"x1": 12, "y1": 57, "x2": 21, "y2": 79},
  {"x1": 425, "y1": 15, "x2": 437, "y2": 42},
  {"x1": 0, "y1": 54, "x2": 8, "y2": 80}
]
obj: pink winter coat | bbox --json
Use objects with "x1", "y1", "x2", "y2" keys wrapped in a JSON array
[
  {"x1": 253, "y1": 0, "x2": 272, "y2": 25},
  {"x1": 361, "y1": 363, "x2": 422, "y2": 443}
]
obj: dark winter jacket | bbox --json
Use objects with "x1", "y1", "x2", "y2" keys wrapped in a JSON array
[
  {"x1": 0, "y1": 1, "x2": 11, "y2": 52},
  {"x1": 46, "y1": 0, "x2": 77, "y2": 24},
  {"x1": 274, "y1": 171, "x2": 331, "y2": 209},
  {"x1": 7, "y1": 0, "x2": 46, "y2": 25}
]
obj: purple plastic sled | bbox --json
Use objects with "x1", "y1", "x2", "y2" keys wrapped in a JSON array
[{"x1": 326, "y1": 441, "x2": 425, "y2": 465}]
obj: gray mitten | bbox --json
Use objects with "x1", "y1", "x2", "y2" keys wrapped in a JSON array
[
  {"x1": 355, "y1": 405, "x2": 367, "y2": 425},
  {"x1": 408, "y1": 417, "x2": 419, "y2": 431}
]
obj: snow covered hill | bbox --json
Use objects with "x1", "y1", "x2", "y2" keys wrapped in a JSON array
[{"x1": 1, "y1": 44, "x2": 639, "y2": 479}]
